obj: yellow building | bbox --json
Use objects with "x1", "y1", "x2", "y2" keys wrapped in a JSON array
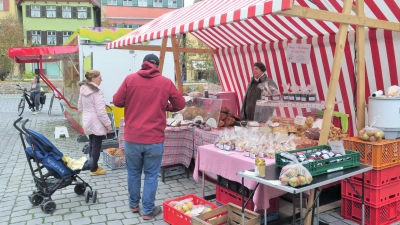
[{"x1": 0, "y1": 0, "x2": 18, "y2": 18}]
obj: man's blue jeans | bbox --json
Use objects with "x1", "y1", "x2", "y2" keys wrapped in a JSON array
[{"x1": 124, "y1": 141, "x2": 164, "y2": 215}]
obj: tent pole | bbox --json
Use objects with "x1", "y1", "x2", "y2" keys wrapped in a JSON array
[
  {"x1": 356, "y1": 0, "x2": 366, "y2": 130},
  {"x1": 158, "y1": 38, "x2": 168, "y2": 73},
  {"x1": 304, "y1": 1, "x2": 353, "y2": 225},
  {"x1": 171, "y1": 36, "x2": 183, "y2": 93}
]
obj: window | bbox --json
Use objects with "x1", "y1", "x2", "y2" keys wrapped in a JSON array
[
  {"x1": 77, "y1": 6, "x2": 87, "y2": 19},
  {"x1": 31, "y1": 31, "x2": 41, "y2": 45},
  {"x1": 46, "y1": 6, "x2": 56, "y2": 18},
  {"x1": 63, "y1": 31, "x2": 72, "y2": 44},
  {"x1": 0, "y1": 1, "x2": 3, "y2": 11},
  {"x1": 107, "y1": 0, "x2": 117, "y2": 5},
  {"x1": 62, "y1": 6, "x2": 71, "y2": 18},
  {"x1": 168, "y1": 0, "x2": 177, "y2": 8},
  {"x1": 31, "y1": 5, "x2": 40, "y2": 17},
  {"x1": 138, "y1": 0, "x2": 147, "y2": 6},
  {"x1": 153, "y1": 0, "x2": 162, "y2": 7},
  {"x1": 47, "y1": 31, "x2": 56, "y2": 45},
  {"x1": 123, "y1": 0, "x2": 132, "y2": 6}
]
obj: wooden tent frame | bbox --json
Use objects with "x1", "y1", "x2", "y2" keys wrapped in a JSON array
[{"x1": 113, "y1": 1, "x2": 400, "y2": 224}]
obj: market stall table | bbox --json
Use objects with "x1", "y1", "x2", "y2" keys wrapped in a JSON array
[
  {"x1": 193, "y1": 144, "x2": 286, "y2": 211},
  {"x1": 237, "y1": 164, "x2": 372, "y2": 225}
]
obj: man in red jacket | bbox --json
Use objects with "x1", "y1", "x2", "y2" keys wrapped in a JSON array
[{"x1": 113, "y1": 54, "x2": 185, "y2": 220}]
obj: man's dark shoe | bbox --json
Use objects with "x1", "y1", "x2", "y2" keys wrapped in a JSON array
[{"x1": 143, "y1": 206, "x2": 162, "y2": 220}]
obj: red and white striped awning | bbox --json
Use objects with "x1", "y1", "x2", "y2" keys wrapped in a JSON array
[{"x1": 108, "y1": 0, "x2": 400, "y2": 136}]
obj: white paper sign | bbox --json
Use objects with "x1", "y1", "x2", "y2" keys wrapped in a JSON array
[
  {"x1": 287, "y1": 43, "x2": 312, "y2": 64},
  {"x1": 294, "y1": 116, "x2": 306, "y2": 126},
  {"x1": 328, "y1": 141, "x2": 346, "y2": 155}
]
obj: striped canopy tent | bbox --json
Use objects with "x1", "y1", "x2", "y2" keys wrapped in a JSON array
[{"x1": 107, "y1": 0, "x2": 400, "y2": 141}]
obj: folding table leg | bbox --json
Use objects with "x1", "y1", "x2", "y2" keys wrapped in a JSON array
[{"x1": 202, "y1": 171, "x2": 205, "y2": 198}]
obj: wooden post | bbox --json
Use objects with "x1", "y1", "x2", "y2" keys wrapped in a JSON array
[
  {"x1": 171, "y1": 36, "x2": 183, "y2": 93},
  {"x1": 356, "y1": 0, "x2": 366, "y2": 130},
  {"x1": 158, "y1": 38, "x2": 168, "y2": 73},
  {"x1": 304, "y1": 1, "x2": 353, "y2": 225}
]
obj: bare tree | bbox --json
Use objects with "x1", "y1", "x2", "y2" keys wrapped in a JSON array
[
  {"x1": 0, "y1": 15, "x2": 25, "y2": 80},
  {"x1": 101, "y1": 7, "x2": 115, "y2": 28}
]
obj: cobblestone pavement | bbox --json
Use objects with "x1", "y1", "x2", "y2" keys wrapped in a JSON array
[{"x1": 1, "y1": 94, "x2": 399, "y2": 225}]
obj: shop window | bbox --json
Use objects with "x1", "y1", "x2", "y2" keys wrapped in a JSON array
[
  {"x1": 77, "y1": 6, "x2": 87, "y2": 19},
  {"x1": 46, "y1": 6, "x2": 56, "y2": 18},
  {"x1": 31, "y1": 5, "x2": 40, "y2": 17},
  {"x1": 63, "y1": 31, "x2": 72, "y2": 44},
  {"x1": 123, "y1": 0, "x2": 132, "y2": 6},
  {"x1": 31, "y1": 31, "x2": 41, "y2": 45},
  {"x1": 47, "y1": 31, "x2": 56, "y2": 45},
  {"x1": 107, "y1": 0, "x2": 117, "y2": 5},
  {"x1": 62, "y1": 6, "x2": 71, "y2": 18},
  {"x1": 168, "y1": 0, "x2": 177, "y2": 8},
  {"x1": 153, "y1": 0, "x2": 162, "y2": 7},
  {"x1": 138, "y1": 0, "x2": 147, "y2": 6},
  {"x1": 0, "y1": 1, "x2": 3, "y2": 11}
]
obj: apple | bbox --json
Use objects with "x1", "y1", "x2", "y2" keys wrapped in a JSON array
[
  {"x1": 305, "y1": 174, "x2": 313, "y2": 184},
  {"x1": 359, "y1": 129, "x2": 365, "y2": 136},
  {"x1": 280, "y1": 176, "x2": 290, "y2": 186},
  {"x1": 369, "y1": 136, "x2": 377, "y2": 142},
  {"x1": 298, "y1": 175, "x2": 307, "y2": 186},
  {"x1": 286, "y1": 169, "x2": 299, "y2": 178},
  {"x1": 375, "y1": 131, "x2": 384, "y2": 139},
  {"x1": 187, "y1": 201, "x2": 194, "y2": 210},
  {"x1": 289, "y1": 176, "x2": 299, "y2": 187},
  {"x1": 361, "y1": 133, "x2": 370, "y2": 141},
  {"x1": 182, "y1": 203, "x2": 190, "y2": 212}
]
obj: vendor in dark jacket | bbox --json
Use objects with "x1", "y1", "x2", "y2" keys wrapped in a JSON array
[{"x1": 240, "y1": 62, "x2": 278, "y2": 121}]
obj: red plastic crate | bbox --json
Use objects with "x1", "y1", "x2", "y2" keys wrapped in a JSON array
[
  {"x1": 163, "y1": 194, "x2": 219, "y2": 225},
  {"x1": 216, "y1": 185, "x2": 279, "y2": 214},
  {"x1": 341, "y1": 180, "x2": 400, "y2": 207},
  {"x1": 347, "y1": 165, "x2": 400, "y2": 188},
  {"x1": 341, "y1": 196, "x2": 400, "y2": 225}
]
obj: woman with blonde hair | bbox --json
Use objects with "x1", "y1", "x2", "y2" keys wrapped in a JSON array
[{"x1": 78, "y1": 70, "x2": 112, "y2": 175}]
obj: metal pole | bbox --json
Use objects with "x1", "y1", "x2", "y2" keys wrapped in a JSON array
[
  {"x1": 202, "y1": 171, "x2": 205, "y2": 198},
  {"x1": 242, "y1": 177, "x2": 245, "y2": 225}
]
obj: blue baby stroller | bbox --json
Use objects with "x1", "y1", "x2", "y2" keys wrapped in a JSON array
[{"x1": 14, "y1": 117, "x2": 97, "y2": 214}]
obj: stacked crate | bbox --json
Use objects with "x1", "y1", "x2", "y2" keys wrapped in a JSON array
[
  {"x1": 215, "y1": 176, "x2": 280, "y2": 224},
  {"x1": 342, "y1": 137, "x2": 400, "y2": 225}
]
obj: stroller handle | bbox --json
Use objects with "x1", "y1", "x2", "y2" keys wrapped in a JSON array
[
  {"x1": 13, "y1": 117, "x2": 25, "y2": 133},
  {"x1": 21, "y1": 119, "x2": 30, "y2": 133}
]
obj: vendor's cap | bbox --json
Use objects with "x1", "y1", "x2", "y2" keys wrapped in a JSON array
[
  {"x1": 143, "y1": 54, "x2": 160, "y2": 66},
  {"x1": 254, "y1": 62, "x2": 266, "y2": 72}
]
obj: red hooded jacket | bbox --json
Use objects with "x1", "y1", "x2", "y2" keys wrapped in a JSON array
[{"x1": 113, "y1": 62, "x2": 185, "y2": 144}]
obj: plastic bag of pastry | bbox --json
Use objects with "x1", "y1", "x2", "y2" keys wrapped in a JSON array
[
  {"x1": 284, "y1": 134, "x2": 297, "y2": 151},
  {"x1": 305, "y1": 128, "x2": 321, "y2": 140},
  {"x1": 388, "y1": 86, "x2": 400, "y2": 97},
  {"x1": 279, "y1": 161, "x2": 313, "y2": 187},
  {"x1": 358, "y1": 116, "x2": 384, "y2": 142}
]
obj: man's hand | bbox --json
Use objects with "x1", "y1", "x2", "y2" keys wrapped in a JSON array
[{"x1": 106, "y1": 126, "x2": 113, "y2": 133}]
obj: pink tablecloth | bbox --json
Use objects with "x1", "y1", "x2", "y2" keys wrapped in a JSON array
[{"x1": 193, "y1": 144, "x2": 286, "y2": 211}]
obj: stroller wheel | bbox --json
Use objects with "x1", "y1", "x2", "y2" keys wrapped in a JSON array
[
  {"x1": 92, "y1": 190, "x2": 97, "y2": 203},
  {"x1": 28, "y1": 194, "x2": 43, "y2": 206},
  {"x1": 42, "y1": 201, "x2": 56, "y2": 214},
  {"x1": 74, "y1": 184, "x2": 86, "y2": 195},
  {"x1": 84, "y1": 190, "x2": 91, "y2": 203}
]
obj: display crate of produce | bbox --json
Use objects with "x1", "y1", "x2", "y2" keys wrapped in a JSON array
[
  {"x1": 275, "y1": 145, "x2": 360, "y2": 176},
  {"x1": 163, "y1": 194, "x2": 219, "y2": 225},
  {"x1": 341, "y1": 196, "x2": 400, "y2": 225},
  {"x1": 216, "y1": 185, "x2": 279, "y2": 214},
  {"x1": 192, "y1": 203, "x2": 260, "y2": 225},
  {"x1": 215, "y1": 201, "x2": 279, "y2": 224},
  {"x1": 102, "y1": 150, "x2": 126, "y2": 170},
  {"x1": 341, "y1": 180, "x2": 400, "y2": 207},
  {"x1": 343, "y1": 137, "x2": 400, "y2": 170},
  {"x1": 347, "y1": 164, "x2": 400, "y2": 188}
]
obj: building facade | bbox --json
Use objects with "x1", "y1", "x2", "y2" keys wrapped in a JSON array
[
  {"x1": 0, "y1": 0, "x2": 18, "y2": 18},
  {"x1": 16, "y1": 0, "x2": 101, "y2": 77},
  {"x1": 102, "y1": 0, "x2": 183, "y2": 28}
]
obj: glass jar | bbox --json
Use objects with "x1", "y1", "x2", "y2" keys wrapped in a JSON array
[
  {"x1": 272, "y1": 94, "x2": 280, "y2": 101},
  {"x1": 301, "y1": 93, "x2": 308, "y2": 102},
  {"x1": 307, "y1": 93, "x2": 317, "y2": 102},
  {"x1": 288, "y1": 93, "x2": 295, "y2": 101},
  {"x1": 282, "y1": 93, "x2": 289, "y2": 101},
  {"x1": 295, "y1": 93, "x2": 302, "y2": 102}
]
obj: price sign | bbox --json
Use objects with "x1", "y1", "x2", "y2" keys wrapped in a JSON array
[
  {"x1": 294, "y1": 116, "x2": 306, "y2": 126},
  {"x1": 328, "y1": 141, "x2": 346, "y2": 155}
]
